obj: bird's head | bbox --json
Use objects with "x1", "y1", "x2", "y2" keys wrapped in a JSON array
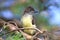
[{"x1": 23, "y1": 6, "x2": 38, "y2": 15}]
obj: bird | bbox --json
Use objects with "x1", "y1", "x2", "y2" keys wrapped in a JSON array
[{"x1": 21, "y1": 6, "x2": 38, "y2": 35}]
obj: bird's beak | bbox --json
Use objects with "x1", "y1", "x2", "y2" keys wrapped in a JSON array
[{"x1": 34, "y1": 10, "x2": 39, "y2": 14}]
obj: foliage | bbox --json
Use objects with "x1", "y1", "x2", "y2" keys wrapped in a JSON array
[{"x1": 6, "y1": 32, "x2": 25, "y2": 40}]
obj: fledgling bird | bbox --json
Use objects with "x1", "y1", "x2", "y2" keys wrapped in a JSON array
[{"x1": 21, "y1": 6, "x2": 38, "y2": 35}]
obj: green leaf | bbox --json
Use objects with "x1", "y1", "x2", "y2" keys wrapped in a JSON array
[{"x1": 6, "y1": 32, "x2": 25, "y2": 40}]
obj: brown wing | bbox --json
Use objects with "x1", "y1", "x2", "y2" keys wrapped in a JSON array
[{"x1": 32, "y1": 16, "x2": 35, "y2": 25}]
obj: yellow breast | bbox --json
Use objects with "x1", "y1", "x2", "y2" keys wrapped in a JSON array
[
  {"x1": 21, "y1": 14, "x2": 33, "y2": 27},
  {"x1": 21, "y1": 14, "x2": 36, "y2": 35}
]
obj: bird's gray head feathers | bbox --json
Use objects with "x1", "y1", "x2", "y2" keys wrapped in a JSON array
[{"x1": 24, "y1": 6, "x2": 38, "y2": 15}]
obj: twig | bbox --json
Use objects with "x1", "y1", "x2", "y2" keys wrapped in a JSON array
[
  {"x1": 3, "y1": 21, "x2": 43, "y2": 40},
  {"x1": 4, "y1": 27, "x2": 43, "y2": 40},
  {"x1": 4, "y1": 27, "x2": 43, "y2": 36},
  {"x1": 17, "y1": 27, "x2": 43, "y2": 33},
  {"x1": 33, "y1": 32, "x2": 40, "y2": 38},
  {"x1": 18, "y1": 30, "x2": 42, "y2": 40}
]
